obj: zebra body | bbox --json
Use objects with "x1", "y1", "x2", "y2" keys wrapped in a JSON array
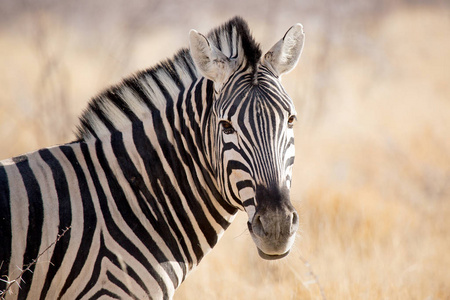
[{"x1": 0, "y1": 17, "x2": 305, "y2": 299}]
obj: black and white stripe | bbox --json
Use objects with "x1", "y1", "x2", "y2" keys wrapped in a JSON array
[{"x1": 0, "y1": 16, "x2": 305, "y2": 299}]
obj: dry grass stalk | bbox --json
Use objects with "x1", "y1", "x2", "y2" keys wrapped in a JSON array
[
  {"x1": 298, "y1": 255, "x2": 326, "y2": 300},
  {"x1": 0, "y1": 227, "x2": 71, "y2": 299}
]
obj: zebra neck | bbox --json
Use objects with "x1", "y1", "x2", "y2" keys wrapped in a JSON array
[
  {"x1": 71, "y1": 25, "x2": 248, "y2": 277},
  {"x1": 76, "y1": 76, "x2": 237, "y2": 269}
]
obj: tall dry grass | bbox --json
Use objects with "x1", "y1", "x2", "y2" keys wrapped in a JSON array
[{"x1": 1, "y1": 1, "x2": 449, "y2": 299}]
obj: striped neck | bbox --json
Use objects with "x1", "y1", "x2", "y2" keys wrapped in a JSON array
[{"x1": 71, "y1": 15, "x2": 262, "y2": 285}]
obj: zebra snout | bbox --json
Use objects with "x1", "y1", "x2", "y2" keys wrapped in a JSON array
[
  {"x1": 251, "y1": 209, "x2": 299, "y2": 239},
  {"x1": 248, "y1": 206, "x2": 299, "y2": 259}
]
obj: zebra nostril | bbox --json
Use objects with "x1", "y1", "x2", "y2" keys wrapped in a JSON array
[
  {"x1": 252, "y1": 215, "x2": 268, "y2": 237},
  {"x1": 290, "y1": 211, "x2": 299, "y2": 234}
]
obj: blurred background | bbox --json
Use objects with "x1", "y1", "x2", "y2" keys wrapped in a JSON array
[{"x1": 1, "y1": 0, "x2": 449, "y2": 298}]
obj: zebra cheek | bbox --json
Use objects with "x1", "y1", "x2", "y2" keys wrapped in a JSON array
[
  {"x1": 238, "y1": 186, "x2": 256, "y2": 216},
  {"x1": 222, "y1": 132, "x2": 238, "y2": 144},
  {"x1": 228, "y1": 168, "x2": 254, "y2": 207}
]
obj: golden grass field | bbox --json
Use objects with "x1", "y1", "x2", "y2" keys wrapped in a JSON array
[{"x1": 1, "y1": 1, "x2": 449, "y2": 299}]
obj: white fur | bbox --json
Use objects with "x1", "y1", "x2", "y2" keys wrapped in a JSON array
[
  {"x1": 189, "y1": 30, "x2": 238, "y2": 92},
  {"x1": 263, "y1": 24, "x2": 305, "y2": 77}
]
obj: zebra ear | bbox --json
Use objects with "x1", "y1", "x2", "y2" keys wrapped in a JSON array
[
  {"x1": 263, "y1": 24, "x2": 305, "y2": 77},
  {"x1": 189, "y1": 29, "x2": 237, "y2": 89}
]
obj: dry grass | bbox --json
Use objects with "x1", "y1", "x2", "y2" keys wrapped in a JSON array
[{"x1": 1, "y1": 2, "x2": 449, "y2": 299}]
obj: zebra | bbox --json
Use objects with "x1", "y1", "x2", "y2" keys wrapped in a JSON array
[{"x1": 0, "y1": 16, "x2": 305, "y2": 299}]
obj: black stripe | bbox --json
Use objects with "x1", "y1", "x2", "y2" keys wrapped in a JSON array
[
  {"x1": 226, "y1": 160, "x2": 252, "y2": 176},
  {"x1": 243, "y1": 198, "x2": 254, "y2": 207},
  {"x1": 132, "y1": 117, "x2": 198, "y2": 267},
  {"x1": 220, "y1": 75, "x2": 251, "y2": 118},
  {"x1": 236, "y1": 180, "x2": 253, "y2": 190},
  {"x1": 181, "y1": 84, "x2": 235, "y2": 226},
  {"x1": 78, "y1": 117, "x2": 98, "y2": 140},
  {"x1": 177, "y1": 49, "x2": 197, "y2": 81},
  {"x1": 0, "y1": 165, "x2": 11, "y2": 293},
  {"x1": 106, "y1": 89, "x2": 139, "y2": 123},
  {"x1": 38, "y1": 149, "x2": 72, "y2": 300},
  {"x1": 258, "y1": 81, "x2": 291, "y2": 112},
  {"x1": 13, "y1": 155, "x2": 44, "y2": 300},
  {"x1": 107, "y1": 130, "x2": 181, "y2": 288},
  {"x1": 161, "y1": 60, "x2": 184, "y2": 89},
  {"x1": 285, "y1": 156, "x2": 295, "y2": 169},
  {"x1": 90, "y1": 98, "x2": 116, "y2": 133},
  {"x1": 77, "y1": 233, "x2": 147, "y2": 300},
  {"x1": 106, "y1": 89, "x2": 135, "y2": 120},
  {"x1": 225, "y1": 160, "x2": 253, "y2": 206},
  {"x1": 106, "y1": 90, "x2": 188, "y2": 278},
  {"x1": 222, "y1": 141, "x2": 242, "y2": 153},
  {"x1": 194, "y1": 80, "x2": 236, "y2": 215},
  {"x1": 77, "y1": 139, "x2": 169, "y2": 298},
  {"x1": 145, "y1": 74, "x2": 208, "y2": 257},
  {"x1": 123, "y1": 77, "x2": 158, "y2": 112},
  {"x1": 125, "y1": 76, "x2": 197, "y2": 268},
  {"x1": 121, "y1": 263, "x2": 150, "y2": 297},
  {"x1": 58, "y1": 145, "x2": 97, "y2": 299},
  {"x1": 107, "y1": 271, "x2": 140, "y2": 300},
  {"x1": 88, "y1": 288, "x2": 121, "y2": 300},
  {"x1": 287, "y1": 137, "x2": 295, "y2": 148},
  {"x1": 152, "y1": 73, "x2": 218, "y2": 249},
  {"x1": 225, "y1": 174, "x2": 243, "y2": 206}
]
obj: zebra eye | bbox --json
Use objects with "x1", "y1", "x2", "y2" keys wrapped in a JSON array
[
  {"x1": 287, "y1": 115, "x2": 297, "y2": 128},
  {"x1": 220, "y1": 121, "x2": 235, "y2": 134}
]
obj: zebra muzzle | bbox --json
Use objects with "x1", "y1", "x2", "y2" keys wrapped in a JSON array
[{"x1": 247, "y1": 203, "x2": 299, "y2": 260}]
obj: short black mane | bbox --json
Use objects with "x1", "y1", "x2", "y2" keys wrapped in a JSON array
[{"x1": 207, "y1": 16, "x2": 262, "y2": 72}]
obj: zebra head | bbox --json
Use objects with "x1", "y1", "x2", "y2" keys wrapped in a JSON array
[{"x1": 190, "y1": 19, "x2": 305, "y2": 260}]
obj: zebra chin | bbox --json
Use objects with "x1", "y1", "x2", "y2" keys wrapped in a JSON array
[
  {"x1": 257, "y1": 248, "x2": 290, "y2": 260},
  {"x1": 248, "y1": 229, "x2": 297, "y2": 261}
]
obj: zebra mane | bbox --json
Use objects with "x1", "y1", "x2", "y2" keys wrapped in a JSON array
[
  {"x1": 76, "y1": 16, "x2": 262, "y2": 140},
  {"x1": 206, "y1": 16, "x2": 261, "y2": 72}
]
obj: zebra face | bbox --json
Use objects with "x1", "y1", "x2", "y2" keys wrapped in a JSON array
[
  {"x1": 190, "y1": 22, "x2": 305, "y2": 259},
  {"x1": 212, "y1": 72, "x2": 299, "y2": 259}
]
